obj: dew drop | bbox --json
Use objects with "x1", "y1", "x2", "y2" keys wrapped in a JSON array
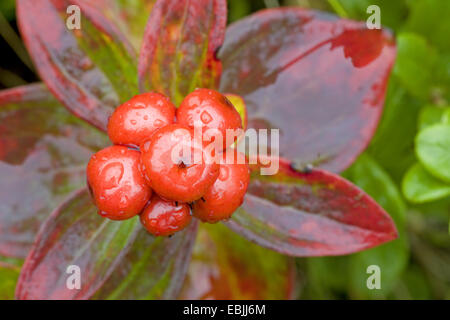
[
  {"x1": 219, "y1": 166, "x2": 229, "y2": 181},
  {"x1": 200, "y1": 111, "x2": 212, "y2": 124},
  {"x1": 154, "y1": 119, "x2": 164, "y2": 127}
]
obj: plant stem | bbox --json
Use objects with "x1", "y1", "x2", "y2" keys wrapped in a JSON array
[{"x1": 327, "y1": 0, "x2": 348, "y2": 18}]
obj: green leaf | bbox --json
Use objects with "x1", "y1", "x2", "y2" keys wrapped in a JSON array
[
  {"x1": 418, "y1": 105, "x2": 447, "y2": 130},
  {"x1": 393, "y1": 33, "x2": 438, "y2": 100},
  {"x1": 405, "y1": 0, "x2": 450, "y2": 53},
  {"x1": 368, "y1": 78, "x2": 422, "y2": 182},
  {"x1": 416, "y1": 124, "x2": 450, "y2": 183},
  {"x1": 343, "y1": 154, "x2": 408, "y2": 298},
  {"x1": 403, "y1": 163, "x2": 450, "y2": 203}
]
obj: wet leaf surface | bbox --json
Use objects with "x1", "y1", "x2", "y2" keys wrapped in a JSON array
[
  {"x1": 17, "y1": 0, "x2": 139, "y2": 131},
  {"x1": 220, "y1": 8, "x2": 396, "y2": 172},
  {"x1": 226, "y1": 158, "x2": 398, "y2": 256},
  {"x1": 94, "y1": 221, "x2": 198, "y2": 300},
  {"x1": 0, "y1": 84, "x2": 108, "y2": 259},
  {"x1": 16, "y1": 188, "x2": 141, "y2": 300}
]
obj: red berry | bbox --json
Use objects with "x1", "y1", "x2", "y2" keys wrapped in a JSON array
[
  {"x1": 140, "y1": 194, "x2": 192, "y2": 237},
  {"x1": 140, "y1": 124, "x2": 219, "y2": 203},
  {"x1": 193, "y1": 150, "x2": 250, "y2": 223},
  {"x1": 107, "y1": 92, "x2": 176, "y2": 147},
  {"x1": 177, "y1": 89, "x2": 242, "y2": 150},
  {"x1": 87, "y1": 145, "x2": 152, "y2": 220}
]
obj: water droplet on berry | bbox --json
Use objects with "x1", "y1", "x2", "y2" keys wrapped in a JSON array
[
  {"x1": 200, "y1": 111, "x2": 212, "y2": 124},
  {"x1": 119, "y1": 195, "x2": 129, "y2": 207},
  {"x1": 100, "y1": 162, "x2": 125, "y2": 189},
  {"x1": 154, "y1": 119, "x2": 164, "y2": 127},
  {"x1": 142, "y1": 141, "x2": 151, "y2": 152},
  {"x1": 219, "y1": 166, "x2": 229, "y2": 181},
  {"x1": 134, "y1": 103, "x2": 146, "y2": 109}
]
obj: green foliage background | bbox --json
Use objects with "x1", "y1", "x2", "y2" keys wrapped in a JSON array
[{"x1": 0, "y1": 0, "x2": 448, "y2": 299}]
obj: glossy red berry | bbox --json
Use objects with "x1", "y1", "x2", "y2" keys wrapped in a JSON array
[
  {"x1": 140, "y1": 194, "x2": 192, "y2": 237},
  {"x1": 193, "y1": 151, "x2": 250, "y2": 223},
  {"x1": 177, "y1": 89, "x2": 243, "y2": 150},
  {"x1": 87, "y1": 145, "x2": 152, "y2": 220},
  {"x1": 140, "y1": 124, "x2": 220, "y2": 203},
  {"x1": 107, "y1": 92, "x2": 176, "y2": 147}
]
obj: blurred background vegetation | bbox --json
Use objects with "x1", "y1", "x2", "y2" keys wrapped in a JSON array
[{"x1": 0, "y1": 0, "x2": 449, "y2": 299}]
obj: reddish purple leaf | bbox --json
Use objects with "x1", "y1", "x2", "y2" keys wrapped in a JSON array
[
  {"x1": 180, "y1": 224, "x2": 296, "y2": 299},
  {"x1": 219, "y1": 8, "x2": 396, "y2": 172},
  {"x1": 16, "y1": 188, "x2": 139, "y2": 300},
  {"x1": 17, "y1": 0, "x2": 139, "y2": 131},
  {"x1": 138, "y1": 0, "x2": 227, "y2": 105},
  {"x1": 16, "y1": 188, "x2": 198, "y2": 300},
  {"x1": 0, "y1": 84, "x2": 107, "y2": 259},
  {"x1": 93, "y1": 221, "x2": 198, "y2": 300},
  {"x1": 225, "y1": 159, "x2": 398, "y2": 256}
]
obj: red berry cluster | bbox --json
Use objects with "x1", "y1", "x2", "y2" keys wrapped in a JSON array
[{"x1": 86, "y1": 89, "x2": 250, "y2": 237}]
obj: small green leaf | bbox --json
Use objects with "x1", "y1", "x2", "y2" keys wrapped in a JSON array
[
  {"x1": 442, "y1": 108, "x2": 450, "y2": 124},
  {"x1": 368, "y1": 78, "x2": 422, "y2": 182},
  {"x1": 403, "y1": 163, "x2": 450, "y2": 203},
  {"x1": 418, "y1": 105, "x2": 447, "y2": 130},
  {"x1": 393, "y1": 33, "x2": 438, "y2": 100},
  {"x1": 416, "y1": 124, "x2": 450, "y2": 183}
]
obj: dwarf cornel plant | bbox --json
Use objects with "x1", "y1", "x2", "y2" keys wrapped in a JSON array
[{"x1": 0, "y1": 0, "x2": 398, "y2": 299}]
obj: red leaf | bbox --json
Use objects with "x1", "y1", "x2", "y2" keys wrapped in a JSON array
[
  {"x1": 138, "y1": 0, "x2": 227, "y2": 105},
  {"x1": 16, "y1": 188, "x2": 138, "y2": 299},
  {"x1": 0, "y1": 84, "x2": 108, "y2": 259},
  {"x1": 180, "y1": 224, "x2": 296, "y2": 299},
  {"x1": 225, "y1": 159, "x2": 398, "y2": 257},
  {"x1": 17, "y1": 0, "x2": 139, "y2": 131},
  {"x1": 219, "y1": 8, "x2": 396, "y2": 172},
  {"x1": 93, "y1": 221, "x2": 198, "y2": 300}
]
